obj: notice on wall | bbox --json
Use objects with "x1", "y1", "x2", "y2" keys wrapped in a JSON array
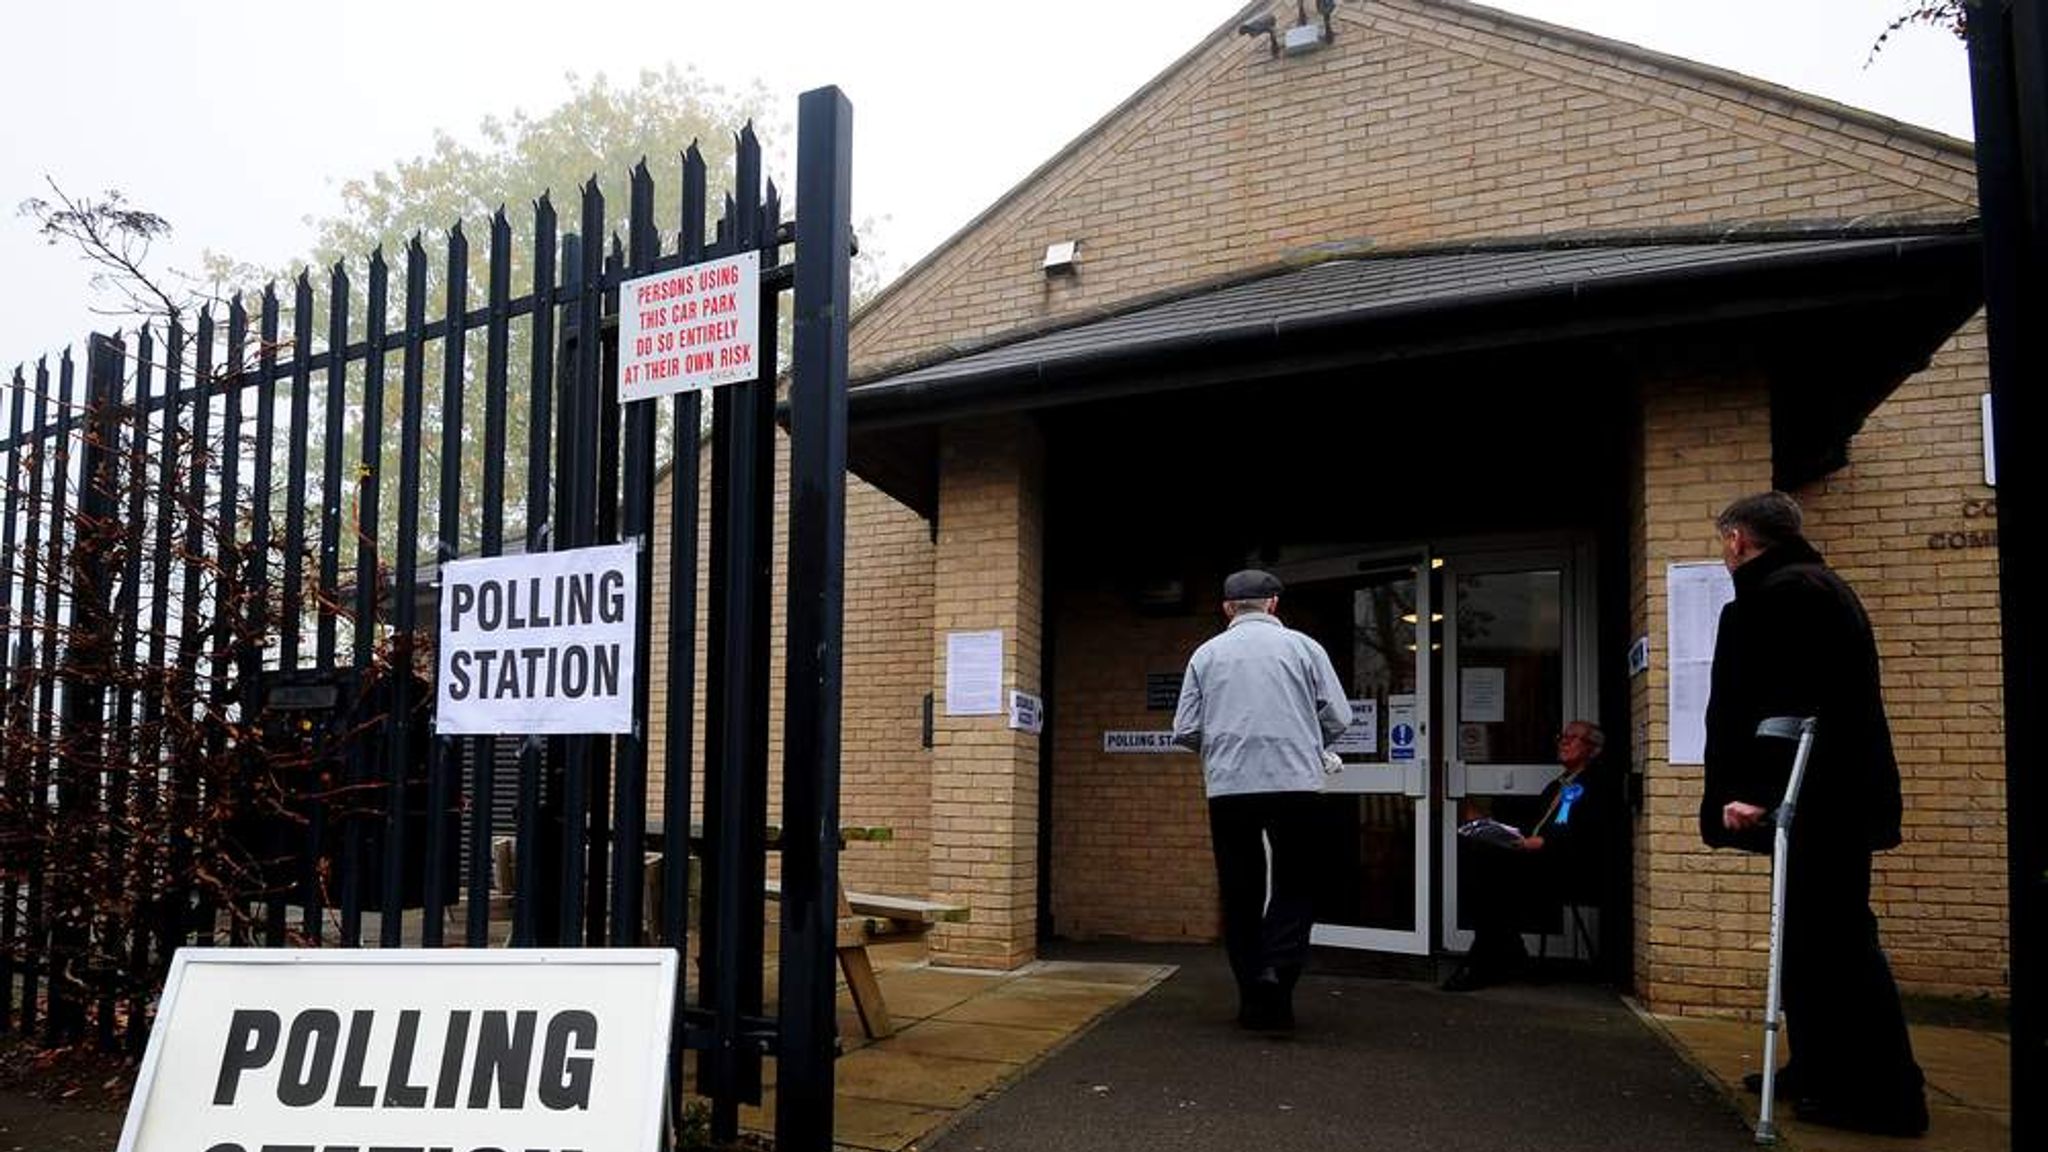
[
  {"x1": 617, "y1": 251, "x2": 761, "y2": 403},
  {"x1": 436, "y1": 543, "x2": 637, "y2": 735},
  {"x1": 945, "y1": 629, "x2": 1005, "y2": 716},
  {"x1": 1459, "y1": 667, "x2": 1506, "y2": 724},
  {"x1": 1145, "y1": 671, "x2": 1183, "y2": 711},
  {"x1": 116, "y1": 948, "x2": 676, "y2": 1152},
  {"x1": 1387, "y1": 694, "x2": 1418, "y2": 762},
  {"x1": 1103, "y1": 731, "x2": 1186, "y2": 754},
  {"x1": 1330, "y1": 698, "x2": 1380, "y2": 756},
  {"x1": 1667, "y1": 562, "x2": 1737, "y2": 765},
  {"x1": 1009, "y1": 690, "x2": 1044, "y2": 734}
]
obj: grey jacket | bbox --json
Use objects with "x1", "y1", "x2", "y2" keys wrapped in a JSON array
[{"x1": 1172, "y1": 612, "x2": 1352, "y2": 798}]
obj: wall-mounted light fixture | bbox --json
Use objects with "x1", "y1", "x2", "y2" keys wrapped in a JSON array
[
  {"x1": 1043, "y1": 240, "x2": 1080, "y2": 277},
  {"x1": 1238, "y1": 12, "x2": 1279, "y2": 57}
]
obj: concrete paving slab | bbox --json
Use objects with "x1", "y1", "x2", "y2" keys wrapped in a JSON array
[
  {"x1": 832, "y1": 1094, "x2": 958, "y2": 1152},
  {"x1": 936, "y1": 979, "x2": 1136, "y2": 1030},
  {"x1": 872, "y1": 965, "x2": 1011, "y2": 1020},
  {"x1": 1913, "y1": 1026, "x2": 2010, "y2": 1113},
  {"x1": 1643, "y1": 1009, "x2": 2011, "y2": 1152},
  {"x1": 834, "y1": 1046, "x2": 1020, "y2": 1109},
  {"x1": 882, "y1": 1017, "x2": 1072, "y2": 1065},
  {"x1": 1024, "y1": 959, "x2": 1176, "y2": 986}
]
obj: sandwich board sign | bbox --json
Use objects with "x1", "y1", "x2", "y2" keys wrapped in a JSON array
[{"x1": 117, "y1": 949, "x2": 677, "y2": 1152}]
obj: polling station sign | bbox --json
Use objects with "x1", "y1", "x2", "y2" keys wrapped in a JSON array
[
  {"x1": 617, "y1": 250, "x2": 761, "y2": 403},
  {"x1": 436, "y1": 543, "x2": 637, "y2": 736},
  {"x1": 117, "y1": 949, "x2": 677, "y2": 1152}
]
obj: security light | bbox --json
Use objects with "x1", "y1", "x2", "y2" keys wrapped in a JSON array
[{"x1": 1238, "y1": 13, "x2": 1279, "y2": 57}]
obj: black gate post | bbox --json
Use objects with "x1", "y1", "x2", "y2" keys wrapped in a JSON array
[
  {"x1": 776, "y1": 85, "x2": 854, "y2": 1152},
  {"x1": 1965, "y1": 3, "x2": 2044, "y2": 1144},
  {"x1": 705, "y1": 123, "x2": 774, "y2": 1144},
  {"x1": 54, "y1": 334, "x2": 124, "y2": 1041}
]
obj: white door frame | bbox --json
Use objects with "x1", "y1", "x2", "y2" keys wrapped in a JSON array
[
  {"x1": 1269, "y1": 548, "x2": 1433, "y2": 955},
  {"x1": 1438, "y1": 538, "x2": 1599, "y2": 957}
]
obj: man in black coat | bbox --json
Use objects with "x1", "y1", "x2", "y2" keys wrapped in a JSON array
[{"x1": 1701, "y1": 491, "x2": 1927, "y2": 1137}]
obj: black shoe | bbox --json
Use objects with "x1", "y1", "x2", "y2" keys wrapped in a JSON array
[
  {"x1": 1742, "y1": 1067, "x2": 1802, "y2": 1097},
  {"x1": 1793, "y1": 1095, "x2": 1929, "y2": 1138},
  {"x1": 1240, "y1": 970, "x2": 1293, "y2": 1030}
]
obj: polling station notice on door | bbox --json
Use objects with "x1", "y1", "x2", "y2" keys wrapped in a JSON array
[
  {"x1": 436, "y1": 543, "x2": 637, "y2": 736},
  {"x1": 618, "y1": 251, "x2": 761, "y2": 403},
  {"x1": 116, "y1": 949, "x2": 677, "y2": 1152}
]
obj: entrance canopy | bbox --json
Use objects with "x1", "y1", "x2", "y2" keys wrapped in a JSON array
[{"x1": 848, "y1": 227, "x2": 1983, "y2": 516}]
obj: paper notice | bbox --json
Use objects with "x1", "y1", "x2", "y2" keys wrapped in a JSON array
[{"x1": 945, "y1": 630, "x2": 1005, "y2": 716}]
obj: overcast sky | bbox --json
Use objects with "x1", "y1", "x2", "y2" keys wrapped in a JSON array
[{"x1": 0, "y1": 1, "x2": 1974, "y2": 361}]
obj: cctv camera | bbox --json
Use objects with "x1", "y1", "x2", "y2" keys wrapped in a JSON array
[{"x1": 1238, "y1": 14, "x2": 1276, "y2": 35}]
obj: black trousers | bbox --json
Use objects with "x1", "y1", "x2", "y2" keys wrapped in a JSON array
[
  {"x1": 1459, "y1": 840, "x2": 1540, "y2": 971},
  {"x1": 1781, "y1": 839, "x2": 1924, "y2": 1104},
  {"x1": 1207, "y1": 791, "x2": 1319, "y2": 996}
]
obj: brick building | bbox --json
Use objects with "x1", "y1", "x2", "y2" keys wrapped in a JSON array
[{"x1": 653, "y1": 0, "x2": 2006, "y2": 1014}]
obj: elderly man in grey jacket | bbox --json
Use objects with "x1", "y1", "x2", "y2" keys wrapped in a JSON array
[{"x1": 1173, "y1": 569, "x2": 1351, "y2": 1030}]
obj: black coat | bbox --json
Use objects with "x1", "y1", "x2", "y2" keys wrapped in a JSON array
[{"x1": 1699, "y1": 539, "x2": 1903, "y2": 854}]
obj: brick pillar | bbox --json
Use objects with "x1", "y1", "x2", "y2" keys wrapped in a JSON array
[
  {"x1": 1630, "y1": 378, "x2": 1776, "y2": 1015},
  {"x1": 929, "y1": 416, "x2": 1045, "y2": 969}
]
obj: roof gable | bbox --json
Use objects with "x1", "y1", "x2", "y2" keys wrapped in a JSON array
[{"x1": 851, "y1": 0, "x2": 1976, "y2": 377}]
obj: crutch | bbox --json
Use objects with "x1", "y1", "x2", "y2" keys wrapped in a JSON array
[{"x1": 1752, "y1": 715, "x2": 1816, "y2": 1145}]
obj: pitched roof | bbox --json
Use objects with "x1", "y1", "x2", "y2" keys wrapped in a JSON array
[{"x1": 852, "y1": 227, "x2": 1978, "y2": 417}]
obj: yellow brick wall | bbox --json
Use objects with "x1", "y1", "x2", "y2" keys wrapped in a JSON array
[
  {"x1": 928, "y1": 417, "x2": 1045, "y2": 968},
  {"x1": 648, "y1": 433, "x2": 934, "y2": 899},
  {"x1": 1630, "y1": 376, "x2": 1779, "y2": 1016},
  {"x1": 1796, "y1": 317, "x2": 2007, "y2": 999},
  {"x1": 1628, "y1": 348, "x2": 2008, "y2": 1015},
  {"x1": 1047, "y1": 587, "x2": 1219, "y2": 941}
]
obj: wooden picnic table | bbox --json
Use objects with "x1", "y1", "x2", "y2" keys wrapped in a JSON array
[{"x1": 637, "y1": 820, "x2": 965, "y2": 1040}]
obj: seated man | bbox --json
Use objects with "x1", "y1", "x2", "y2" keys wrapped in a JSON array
[{"x1": 1442, "y1": 720, "x2": 1605, "y2": 992}]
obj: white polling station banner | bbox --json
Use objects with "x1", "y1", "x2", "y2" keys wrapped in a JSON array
[
  {"x1": 618, "y1": 250, "x2": 761, "y2": 403},
  {"x1": 436, "y1": 543, "x2": 637, "y2": 735},
  {"x1": 116, "y1": 948, "x2": 677, "y2": 1152}
]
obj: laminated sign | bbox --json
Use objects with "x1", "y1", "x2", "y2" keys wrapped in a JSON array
[
  {"x1": 617, "y1": 250, "x2": 761, "y2": 403},
  {"x1": 436, "y1": 543, "x2": 637, "y2": 735},
  {"x1": 116, "y1": 949, "x2": 677, "y2": 1152}
]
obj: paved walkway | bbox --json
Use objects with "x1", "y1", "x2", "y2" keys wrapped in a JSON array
[
  {"x1": 1648, "y1": 1008, "x2": 2010, "y2": 1152},
  {"x1": 923, "y1": 943, "x2": 1758, "y2": 1152},
  {"x1": 1, "y1": 938, "x2": 2009, "y2": 1152}
]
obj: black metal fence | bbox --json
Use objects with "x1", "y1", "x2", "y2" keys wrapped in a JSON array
[{"x1": 0, "y1": 85, "x2": 851, "y2": 1151}]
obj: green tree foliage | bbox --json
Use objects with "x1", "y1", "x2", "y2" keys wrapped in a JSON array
[{"x1": 206, "y1": 68, "x2": 794, "y2": 592}]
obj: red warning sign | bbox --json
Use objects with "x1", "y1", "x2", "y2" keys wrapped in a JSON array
[{"x1": 617, "y1": 250, "x2": 760, "y2": 402}]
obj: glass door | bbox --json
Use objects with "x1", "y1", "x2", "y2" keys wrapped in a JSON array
[
  {"x1": 1277, "y1": 555, "x2": 1432, "y2": 955},
  {"x1": 1440, "y1": 545, "x2": 1595, "y2": 957}
]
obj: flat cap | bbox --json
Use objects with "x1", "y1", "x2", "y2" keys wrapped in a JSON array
[{"x1": 1223, "y1": 568, "x2": 1283, "y2": 600}]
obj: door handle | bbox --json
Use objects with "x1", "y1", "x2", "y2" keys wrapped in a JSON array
[{"x1": 1447, "y1": 760, "x2": 1467, "y2": 798}]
